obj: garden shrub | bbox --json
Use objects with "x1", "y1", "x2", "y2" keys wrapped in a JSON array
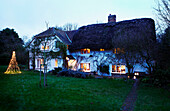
[
  {"x1": 151, "y1": 68, "x2": 170, "y2": 87},
  {"x1": 141, "y1": 77, "x2": 150, "y2": 83},
  {"x1": 52, "y1": 67, "x2": 62, "y2": 75},
  {"x1": 57, "y1": 69, "x2": 89, "y2": 78},
  {"x1": 98, "y1": 64, "x2": 109, "y2": 74}
]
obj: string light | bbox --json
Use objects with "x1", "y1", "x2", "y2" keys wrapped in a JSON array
[{"x1": 4, "y1": 51, "x2": 21, "y2": 74}]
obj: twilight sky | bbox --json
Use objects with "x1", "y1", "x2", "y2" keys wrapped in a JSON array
[{"x1": 0, "y1": 0, "x2": 156, "y2": 41}]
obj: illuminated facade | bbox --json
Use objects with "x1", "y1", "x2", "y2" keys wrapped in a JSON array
[{"x1": 28, "y1": 16, "x2": 155, "y2": 76}]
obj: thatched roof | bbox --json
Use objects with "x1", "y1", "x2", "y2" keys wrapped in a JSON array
[
  {"x1": 68, "y1": 18, "x2": 156, "y2": 51},
  {"x1": 34, "y1": 27, "x2": 76, "y2": 45}
]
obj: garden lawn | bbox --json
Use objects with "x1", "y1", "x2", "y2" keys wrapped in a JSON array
[
  {"x1": 134, "y1": 84, "x2": 170, "y2": 111},
  {"x1": 0, "y1": 66, "x2": 133, "y2": 111}
]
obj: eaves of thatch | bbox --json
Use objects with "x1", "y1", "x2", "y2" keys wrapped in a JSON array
[{"x1": 68, "y1": 18, "x2": 156, "y2": 51}]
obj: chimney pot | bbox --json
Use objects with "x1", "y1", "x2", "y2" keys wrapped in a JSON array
[{"x1": 108, "y1": 14, "x2": 116, "y2": 23}]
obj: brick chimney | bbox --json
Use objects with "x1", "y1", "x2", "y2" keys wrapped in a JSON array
[{"x1": 108, "y1": 14, "x2": 116, "y2": 23}]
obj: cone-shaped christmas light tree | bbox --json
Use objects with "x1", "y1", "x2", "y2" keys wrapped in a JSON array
[{"x1": 4, "y1": 51, "x2": 21, "y2": 74}]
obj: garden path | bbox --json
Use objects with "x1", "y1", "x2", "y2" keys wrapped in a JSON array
[{"x1": 121, "y1": 79, "x2": 140, "y2": 111}]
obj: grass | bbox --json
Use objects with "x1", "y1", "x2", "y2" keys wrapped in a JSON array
[
  {"x1": 134, "y1": 83, "x2": 170, "y2": 111},
  {"x1": 0, "y1": 66, "x2": 133, "y2": 111}
]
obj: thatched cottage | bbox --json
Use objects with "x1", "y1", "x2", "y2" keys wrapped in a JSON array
[{"x1": 29, "y1": 14, "x2": 156, "y2": 77}]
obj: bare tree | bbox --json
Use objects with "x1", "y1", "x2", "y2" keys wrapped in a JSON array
[
  {"x1": 154, "y1": 0, "x2": 170, "y2": 32},
  {"x1": 63, "y1": 23, "x2": 78, "y2": 31}
]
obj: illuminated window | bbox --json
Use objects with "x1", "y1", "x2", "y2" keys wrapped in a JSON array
[
  {"x1": 114, "y1": 48, "x2": 117, "y2": 54},
  {"x1": 41, "y1": 45, "x2": 49, "y2": 50},
  {"x1": 112, "y1": 65, "x2": 125, "y2": 73},
  {"x1": 117, "y1": 48, "x2": 121, "y2": 54},
  {"x1": 40, "y1": 59, "x2": 44, "y2": 65},
  {"x1": 41, "y1": 41, "x2": 50, "y2": 50},
  {"x1": 55, "y1": 59, "x2": 58, "y2": 67},
  {"x1": 80, "y1": 63, "x2": 90, "y2": 71},
  {"x1": 100, "y1": 49, "x2": 104, "y2": 51},
  {"x1": 40, "y1": 59, "x2": 44, "y2": 68},
  {"x1": 113, "y1": 48, "x2": 124, "y2": 54},
  {"x1": 117, "y1": 65, "x2": 120, "y2": 72},
  {"x1": 37, "y1": 59, "x2": 44, "y2": 68},
  {"x1": 81, "y1": 49, "x2": 90, "y2": 54},
  {"x1": 112, "y1": 65, "x2": 116, "y2": 72},
  {"x1": 67, "y1": 45, "x2": 69, "y2": 49},
  {"x1": 121, "y1": 65, "x2": 126, "y2": 73}
]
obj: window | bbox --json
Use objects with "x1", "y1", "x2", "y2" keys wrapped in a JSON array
[
  {"x1": 55, "y1": 41, "x2": 60, "y2": 48},
  {"x1": 41, "y1": 45, "x2": 49, "y2": 50},
  {"x1": 121, "y1": 65, "x2": 125, "y2": 73},
  {"x1": 113, "y1": 48, "x2": 124, "y2": 54},
  {"x1": 37, "y1": 59, "x2": 40, "y2": 68},
  {"x1": 40, "y1": 59, "x2": 44, "y2": 68},
  {"x1": 81, "y1": 48, "x2": 90, "y2": 54},
  {"x1": 37, "y1": 59, "x2": 44, "y2": 68},
  {"x1": 114, "y1": 48, "x2": 117, "y2": 54},
  {"x1": 80, "y1": 63, "x2": 90, "y2": 71},
  {"x1": 117, "y1": 48, "x2": 121, "y2": 54},
  {"x1": 112, "y1": 65, "x2": 125, "y2": 73},
  {"x1": 100, "y1": 49, "x2": 104, "y2": 51},
  {"x1": 41, "y1": 41, "x2": 50, "y2": 50},
  {"x1": 112, "y1": 65, "x2": 116, "y2": 72},
  {"x1": 55, "y1": 59, "x2": 58, "y2": 67}
]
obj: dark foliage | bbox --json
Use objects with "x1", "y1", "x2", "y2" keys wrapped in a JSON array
[
  {"x1": 57, "y1": 69, "x2": 89, "y2": 78},
  {"x1": 0, "y1": 28, "x2": 28, "y2": 65},
  {"x1": 151, "y1": 68, "x2": 170, "y2": 87},
  {"x1": 99, "y1": 64, "x2": 109, "y2": 74},
  {"x1": 148, "y1": 27, "x2": 170, "y2": 87},
  {"x1": 52, "y1": 67, "x2": 62, "y2": 75}
]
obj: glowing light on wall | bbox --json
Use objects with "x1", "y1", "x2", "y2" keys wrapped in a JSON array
[
  {"x1": 133, "y1": 76, "x2": 136, "y2": 79},
  {"x1": 4, "y1": 51, "x2": 21, "y2": 74},
  {"x1": 134, "y1": 72, "x2": 139, "y2": 76}
]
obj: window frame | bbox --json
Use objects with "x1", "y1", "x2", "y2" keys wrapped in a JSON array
[
  {"x1": 80, "y1": 63, "x2": 90, "y2": 72},
  {"x1": 112, "y1": 64, "x2": 126, "y2": 73},
  {"x1": 81, "y1": 48, "x2": 90, "y2": 54}
]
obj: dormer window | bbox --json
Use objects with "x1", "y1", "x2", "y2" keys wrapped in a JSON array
[
  {"x1": 100, "y1": 49, "x2": 104, "y2": 51},
  {"x1": 113, "y1": 48, "x2": 124, "y2": 54},
  {"x1": 81, "y1": 48, "x2": 90, "y2": 54}
]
